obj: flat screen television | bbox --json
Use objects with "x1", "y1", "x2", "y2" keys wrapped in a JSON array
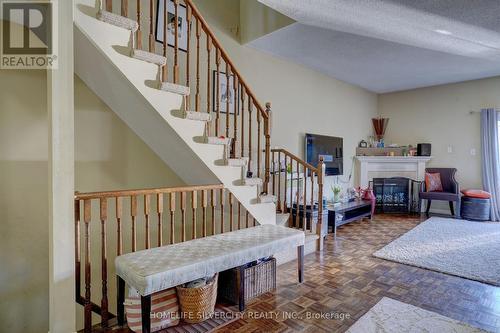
[{"x1": 305, "y1": 133, "x2": 343, "y2": 176}]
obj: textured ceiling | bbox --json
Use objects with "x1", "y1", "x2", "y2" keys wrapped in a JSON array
[{"x1": 253, "y1": 0, "x2": 500, "y2": 93}]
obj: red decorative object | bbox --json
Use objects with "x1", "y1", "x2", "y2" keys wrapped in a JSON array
[
  {"x1": 461, "y1": 189, "x2": 491, "y2": 199},
  {"x1": 425, "y1": 172, "x2": 443, "y2": 192},
  {"x1": 372, "y1": 118, "x2": 389, "y2": 141},
  {"x1": 361, "y1": 187, "x2": 376, "y2": 217}
]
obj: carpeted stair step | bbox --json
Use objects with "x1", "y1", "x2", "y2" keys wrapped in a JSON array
[
  {"x1": 226, "y1": 158, "x2": 248, "y2": 167},
  {"x1": 97, "y1": 10, "x2": 138, "y2": 32},
  {"x1": 206, "y1": 137, "x2": 232, "y2": 145},
  {"x1": 131, "y1": 49, "x2": 167, "y2": 66},
  {"x1": 160, "y1": 81, "x2": 190, "y2": 96},
  {"x1": 245, "y1": 178, "x2": 263, "y2": 186},
  {"x1": 259, "y1": 194, "x2": 277, "y2": 204},
  {"x1": 185, "y1": 111, "x2": 212, "y2": 121}
]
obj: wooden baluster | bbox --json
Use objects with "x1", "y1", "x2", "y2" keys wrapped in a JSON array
[
  {"x1": 131, "y1": 196, "x2": 137, "y2": 252},
  {"x1": 272, "y1": 151, "x2": 276, "y2": 197},
  {"x1": 157, "y1": 194, "x2": 163, "y2": 247},
  {"x1": 310, "y1": 171, "x2": 316, "y2": 235},
  {"x1": 303, "y1": 166, "x2": 308, "y2": 232},
  {"x1": 237, "y1": 202, "x2": 241, "y2": 230},
  {"x1": 232, "y1": 76, "x2": 239, "y2": 158},
  {"x1": 100, "y1": 198, "x2": 109, "y2": 326},
  {"x1": 220, "y1": 189, "x2": 225, "y2": 233},
  {"x1": 248, "y1": 98, "x2": 253, "y2": 174},
  {"x1": 173, "y1": 0, "x2": 179, "y2": 83},
  {"x1": 74, "y1": 200, "x2": 81, "y2": 303},
  {"x1": 317, "y1": 157, "x2": 325, "y2": 250},
  {"x1": 283, "y1": 155, "x2": 288, "y2": 213},
  {"x1": 296, "y1": 160, "x2": 300, "y2": 228},
  {"x1": 136, "y1": 0, "x2": 142, "y2": 50},
  {"x1": 215, "y1": 49, "x2": 221, "y2": 136},
  {"x1": 191, "y1": 191, "x2": 197, "y2": 239},
  {"x1": 106, "y1": 0, "x2": 112, "y2": 12},
  {"x1": 229, "y1": 193, "x2": 233, "y2": 232},
  {"x1": 116, "y1": 197, "x2": 123, "y2": 256},
  {"x1": 144, "y1": 194, "x2": 151, "y2": 249},
  {"x1": 180, "y1": 191, "x2": 186, "y2": 242},
  {"x1": 195, "y1": 18, "x2": 201, "y2": 112},
  {"x1": 289, "y1": 159, "x2": 293, "y2": 223},
  {"x1": 210, "y1": 189, "x2": 216, "y2": 235},
  {"x1": 169, "y1": 193, "x2": 176, "y2": 244},
  {"x1": 207, "y1": 36, "x2": 212, "y2": 134},
  {"x1": 162, "y1": 0, "x2": 167, "y2": 82},
  {"x1": 225, "y1": 63, "x2": 231, "y2": 138},
  {"x1": 149, "y1": 0, "x2": 154, "y2": 52},
  {"x1": 83, "y1": 199, "x2": 92, "y2": 331},
  {"x1": 121, "y1": 0, "x2": 128, "y2": 17},
  {"x1": 264, "y1": 104, "x2": 271, "y2": 194},
  {"x1": 202, "y1": 190, "x2": 207, "y2": 237},
  {"x1": 185, "y1": 6, "x2": 192, "y2": 110},
  {"x1": 240, "y1": 88, "x2": 245, "y2": 158},
  {"x1": 245, "y1": 210, "x2": 249, "y2": 228},
  {"x1": 257, "y1": 105, "x2": 261, "y2": 178},
  {"x1": 277, "y1": 152, "x2": 282, "y2": 212}
]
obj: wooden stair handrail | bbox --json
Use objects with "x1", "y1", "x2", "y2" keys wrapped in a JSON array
[
  {"x1": 183, "y1": 0, "x2": 269, "y2": 121},
  {"x1": 271, "y1": 148, "x2": 318, "y2": 172}
]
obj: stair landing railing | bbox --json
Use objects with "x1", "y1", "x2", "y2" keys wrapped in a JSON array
[
  {"x1": 270, "y1": 149, "x2": 325, "y2": 249},
  {"x1": 75, "y1": 184, "x2": 258, "y2": 332},
  {"x1": 102, "y1": 0, "x2": 271, "y2": 192}
]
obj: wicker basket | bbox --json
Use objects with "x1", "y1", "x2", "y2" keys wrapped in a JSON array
[
  {"x1": 176, "y1": 274, "x2": 218, "y2": 324},
  {"x1": 218, "y1": 258, "x2": 276, "y2": 304}
]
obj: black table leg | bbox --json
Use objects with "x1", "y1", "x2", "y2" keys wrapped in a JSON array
[
  {"x1": 141, "y1": 295, "x2": 152, "y2": 333},
  {"x1": 298, "y1": 245, "x2": 304, "y2": 283},
  {"x1": 117, "y1": 276, "x2": 125, "y2": 326}
]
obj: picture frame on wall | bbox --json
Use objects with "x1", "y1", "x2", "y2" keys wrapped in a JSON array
[
  {"x1": 155, "y1": 0, "x2": 189, "y2": 52},
  {"x1": 212, "y1": 71, "x2": 238, "y2": 114}
]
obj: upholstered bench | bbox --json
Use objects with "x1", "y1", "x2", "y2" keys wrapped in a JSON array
[{"x1": 115, "y1": 224, "x2": 305, "y2": 333}]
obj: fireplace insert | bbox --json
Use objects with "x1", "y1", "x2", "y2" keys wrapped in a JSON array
[{"x1": 370, "y1": 177, "x2": 421, "y2": 214}]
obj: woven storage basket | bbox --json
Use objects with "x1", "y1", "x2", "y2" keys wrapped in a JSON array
[
  {"x1": 176, "y1": 274, "x2": 218, "y2": 324},
  {"x1": 218, "y1": 258, "x2": 276, "y2": 304}
]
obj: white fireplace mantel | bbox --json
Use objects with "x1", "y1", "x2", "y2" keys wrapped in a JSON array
[{"x1": 355, "y1": 156, "x2": 432, "y2": 188}]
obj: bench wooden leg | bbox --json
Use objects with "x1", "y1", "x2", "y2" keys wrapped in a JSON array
[
  {"x1": 141, "y1": 295, "x2": 152, "y2": 333},
  {"x1": 298, "y1": 245, "x2": 304, "y2": 283},
  {"x1": 117, "y1": 276, "x2": 125, "y2": 326},
  {"x1": 237, "y1": 265, "x2": 245, "y2": 312}
]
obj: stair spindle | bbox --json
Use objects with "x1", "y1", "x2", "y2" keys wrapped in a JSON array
[
  {"x1": 74, "y1": 199, "x2": 81, "y2": 304},
  {"x1": 186, "y1": 6, "x2": 192, "y2": 110},
  {"x1": 245, "y1": 210, "x2": 249, "y2": 228},
  {"x1": 162, "y1": 0, "x2": 168, "y2": 82},
  {"x1": 195, "y1": 18, "x2": 201, "y2": 112},
  {"x1": 157, "y1": 193, "x2": 163, "y2": 247},
  {"x1": 130, "y1": 196, "x2": 137, "y2": 252},
  {"x1": 136, "y1": 0, "x2": 142, "y2": 50},
  {"x1": 220, "y1": 188, "x2": 225, "y2": 233},
  {"x1": 180, "y1": 191, "x2": 186, "y2": 242},
  {"x1": 191, "y1": 191, "x2": 197, "y2": 239},
  {"x1": 83, "y1": 199, "x2": 92, "y2": 331},
  {"x1": 303, "y1": 166, "x2": 307, "y2": 232},
  {"x1": 99, "y1": 198, "x2": 109, "y2": 326},
  {"x1": 238, "y1": 202, "x2": 242, "y2": 230},
  {"x1": 206, "y1": 36, "x2": 212, "y2": 134},
  {"x1": 173, "y1": 0, "x2": 180, "y2": 83},
  {"x1": 225, "y1": 63, "x2": 231, "y2": 138},
  {"x1": 210, "y1": 189, "x2": 216, "y2": 235},
  {"x1": 106, "y1": 0, "x2": 112, "y2": 12},
  {"x1": 248, "y1": 98, "x2": 253, "y2": 174},
  {"x1": 257, "y1": 105, "x2": 261, "y2": 178},
  {"x1": 202, "y1": 190, "x2": 207, "y2": 237},
  {"x1": 295, "y1": 160, "x2": 300, "y2": 228},
  {"x1": 284, "y1": 155, "x2": 288, "y2": 213},
  {"x1": 116, "y1": 197, "x2": 123, "y2": 256},
  {"x1": 240, "y1": 88, "x2": 245, "y2": 158},
  {"x1": 144, "y1": 194, "x2": 151, "y2": 249},
  {"x1": 169, "y1": 193, "x2": 176, "y2": 244},
  {"x1": 149, "y1": 0, "x2": 155, "y2": 53},
  {"x1": 232, "y1": 76, "x2": 239, "y2": 158},
  {"x1": 277, "y1": 152, "x2": 282, "y2": 212},
  {"x1": 215, "y1": 49, "x2": 221, "y2": 136},
  {"x1": 121, "y1": 0, "x2": 128, "y2": 17},
  {"x1": 229, "y1": 192, "x2": 233, "y2": 232}
]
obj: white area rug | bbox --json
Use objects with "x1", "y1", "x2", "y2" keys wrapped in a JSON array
[
  {"x1": 346, "y1": 297, "x2": 486, "y2": 333},
  {"x1": 373, "y1": 217, "x2": 500, "y2": 286}
]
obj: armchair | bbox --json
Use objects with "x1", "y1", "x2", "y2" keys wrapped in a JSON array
[{"x1": 419, "y1": 168, "x2": 460, "y2": 218}]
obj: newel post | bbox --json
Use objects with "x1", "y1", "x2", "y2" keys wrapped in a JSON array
[
  {"x1": 263, "y1": 103, "x2": 272, "y2": 195},
  {"x1": 316, "y1": 156, "x2": 325, "y2": 251}
]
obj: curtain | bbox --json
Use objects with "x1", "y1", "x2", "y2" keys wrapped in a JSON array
[{"x1": 481, "y1": 108, "x2": 500, "y2": 221}]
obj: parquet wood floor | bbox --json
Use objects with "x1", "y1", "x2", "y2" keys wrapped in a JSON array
[{"x1": 97, "y1": 214, "x2": 500, "y2": 333}]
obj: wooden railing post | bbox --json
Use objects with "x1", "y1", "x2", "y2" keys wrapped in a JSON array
[
  {"x1": 263, "y1": 103, "x2": 272, "y2": 194},
  {"x1": 317, "y1": 156, "x2": 325, "y2": 251}
]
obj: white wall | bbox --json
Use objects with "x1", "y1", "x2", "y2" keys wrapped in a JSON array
[
  {"x1": 378, "y1": 77, "x2": 500, "y2": 212},
  {"x1": 193, "y1": 0, "x2": 379, "y2": 193}
]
